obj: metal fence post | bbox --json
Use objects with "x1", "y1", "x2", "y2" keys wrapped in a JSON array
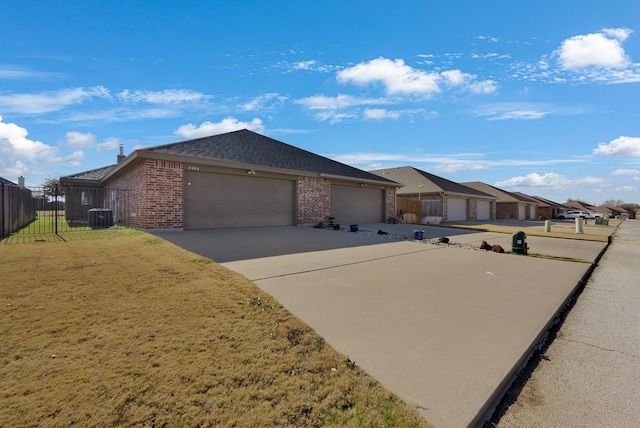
[
  {"x1": 1, "y1": 182, "x2": 5, "y2": 238},
  {"x1": 55, "y1": 183, "x2": 59, "y2": 235}
]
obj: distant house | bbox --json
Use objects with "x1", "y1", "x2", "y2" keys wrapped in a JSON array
[
  {"x1": 603, "y1": 206, "x2": 630, "y2": 219},
  {"x1": 59, "y1": 165, "x2": 119, "y2": 224},
  {"x1": 369, "y1": 167, "x2": 496, "y2": 223},
  {"x1": 461, "y1": 182, "x2": 538, "y2": 220},
  {"x1": 565, "y1": 200, "x2": 597, "y2": 212},
  {"x1": 61, "y1": 130, "x2": 400, "y2": 229},
  {"x1": 515, "y1": 194, "x2": 566, "y2": 220}
]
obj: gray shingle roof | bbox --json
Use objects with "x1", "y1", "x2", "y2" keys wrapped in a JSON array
[
  {"x1": 461, "y1": 181, "x2": 536, "y2": 203},
  {"x1": 143, "y1": 129, "x2": 396, "y2": 183},
  {"x1": 61, "y1": 164, "x2": 116, "y2": 182},
  {"x1": 370, "y1": 167, "x2": 494, "y2": 197}
]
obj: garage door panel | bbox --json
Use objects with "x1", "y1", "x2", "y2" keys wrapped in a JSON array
[
  {"x1": 477, "y1": 200, "x2": 491, "y2": 220},
  {"x1": 518, "y1": 205, "x2": 526, "y2": 220},
  {"x1": 448, "y1": 198, "x2": 467, "y2": 221},
  {"x1": 184, "y1": 171, "x2": 294, "y2": 229},
  {"x1": 331, "y1": 185, "x2": 384, "y2": 224}
]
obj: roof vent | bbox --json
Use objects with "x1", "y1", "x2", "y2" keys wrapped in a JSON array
[{"x1": 117, "y1": 144, "x2": 125, "y2": 163}]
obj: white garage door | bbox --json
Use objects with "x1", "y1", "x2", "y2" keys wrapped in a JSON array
[
  {"x1": 518, "y1": 205, "x2": 526, "y2": 220},
  {"x1": 448, "y1": 198, "x2": 468, "y2": 221},
  {"x1": 330, "y1": 184, "x2": 384, "y2": 224},
  {"x1": 477, "y1": 200, "x2": 491, "y2": 220},
  {"x1": 529, "y1": 205, "x2": 536, "y2": 220},
  {"x1": 184, "y1": 170, "x2": 295, "y2": 229}
]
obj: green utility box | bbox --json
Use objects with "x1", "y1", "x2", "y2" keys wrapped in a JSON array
[{"x1": 512, "y1": 230, "x2": 528, "y2": 255}]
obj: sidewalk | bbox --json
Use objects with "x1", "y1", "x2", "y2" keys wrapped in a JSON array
[{"x1": 494, "y1": 220, "x2": 640, "y2": 427}]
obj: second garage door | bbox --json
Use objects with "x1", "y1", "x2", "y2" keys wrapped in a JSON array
[
  {"x1": 184, "y1": 170, "x2": 295, "y2": 229},
  {"x1": 447, "y1": 197, "x2": 468, "y2": 221},
  {"x1": 477, "y1": 200, "x2": 491, "y2": 220},
  {"x1": 330, "y1": 184, "x2": 384, "y2": 224}
]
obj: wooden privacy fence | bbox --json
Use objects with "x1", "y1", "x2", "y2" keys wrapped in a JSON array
[
  {"x1": 396, "y1": 196, "x2": 443, "y2": 224},
  {"x1": 1, "y1": 182, "x2": 37, "y2": 237},
  {"x1": 397, "y1": 197, "x2": 422, "y2": 224}
]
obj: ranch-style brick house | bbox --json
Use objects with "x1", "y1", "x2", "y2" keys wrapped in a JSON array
[
  {"x1": 461, "y1": 181, "x2": 539, "y2": 220},
  {"x1": 60, "y1": 129, "x2": 399, "y2": 230},
  {"x1": 369, "y1": 166, "x2": 496, "y2": 222}
]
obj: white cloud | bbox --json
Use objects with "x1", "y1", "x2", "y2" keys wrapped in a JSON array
[
  {"x1": 61, "y1": 133, "x2": 114, "y2": 153},
  {"x1": 295, "y1": 94, "x2": 388, "y2": 110},
  {"x1": 615, "y1": 185, "x2": 637, "y2": 192},
  {"x1": 314, "y1": 111, "x2": 357, "y2": 124},
  {"x1": 602, "y1": 27, "x2": 633, "y2": 42},
  {"x1": 477, "y1": 35, "x2": 499, "y2": 43},
  {"x1": 65, "y1": 131, "x2": 96, "y2": 149},
  {"x1": 277, "y1": 59, "x2": 338, "y2": 74},
  {"x1": 441, "y1": 69, "x2": 471, "y2": 86},
  {"x1": 612, "y1": 168, "x2": 640, "y2": 176},
  {"x1": 363, "y1": 109, "x2": 401, "y2": 120},
  {"x1": 293, "y1": 60, "x2": 317, "y2": 70},
  {"x1": 117, "y1": 89, "x2": 209, "y2": 104},
  {"x1": 96, "y1": 137, "x2": 121, "y2": 151},
  {"x1": 495, "y1": 172, "x2": 571, "y2": 188},
  {"x1": 0, "y1": 86, "x2": 111, "y2": 114},
  {"x1": 0, "y1": 116, "x2": 83, "y2": 178},
  {"x1": 174, "y1": 117, "x2": 265, "y2": 139},
  {"x1": 337, "y1": 57, "x2": 497, "y2": 96},
  {"x1": 432, "y1": 163, "x2": 489, "y2": 174},
  {"x1": 0, "y1": 65, "x2": 63, "y2": 80},
  {"x1": 241, "y1": 93, "x2": 287, "y2": 111},
  {"x1": 593, "y1": 136, "x2": 640, "y2": 156},
  {"x1": 469, "y1": 80, "x2": 498, "y2": 94},
  {"x1": 495, "y1": 172, "x2": 607, "y2": 190},
  {"x1": 337, "y1": 57, "x2": 442, "y2": 95},
  {"x1": 556, "y1": 28, "x2": 632, "y2": 69},
  {"x1": 475, "y1": 103, "x2": 551, "y2": 120}
]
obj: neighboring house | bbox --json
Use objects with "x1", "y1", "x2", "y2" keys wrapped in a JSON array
[
  {"x1": 461, "y1": 182, "x2": 538, "y2": 220},
  {"x1": 595, "y1": 205, "x2": 616, "y2": 218},
  {"x1": 61, "y1": 129, "x2": 399, "y2": 230},
  {"x1": 517, "y1": 194, "x2": 566, "y2": 219},
  {"x1": 565, "y1": 200, "x2": 597, "y2": 212},
  {"x1": 60, "y1": 165, "x2": 120, "y2": 224},
  {"x1": 369, "y1": 167, "x2": 496, "y2": 223},
  {"x1": 604, "y1": 206, "x2": 630, "y2": 218}
]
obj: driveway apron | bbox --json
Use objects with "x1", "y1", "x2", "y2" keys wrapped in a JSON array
[{"x1": 218, "y1": 227, "x2": 599, "y2": 428}]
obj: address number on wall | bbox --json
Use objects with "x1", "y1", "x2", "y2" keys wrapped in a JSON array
[{"x1": 186, "y1": 165, "x2": 200, "y2": 171}]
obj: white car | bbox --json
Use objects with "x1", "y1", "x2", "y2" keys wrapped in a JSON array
[{"x1": 557, "y1": 210, "x2": 592, "y2": 219}]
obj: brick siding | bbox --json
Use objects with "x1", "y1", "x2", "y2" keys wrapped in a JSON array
[
  {"x1": 496, "y1": 202, "x2": 519, "y2": 219},
  {"x1": 297, "y1": 176, "x2": 331, "y2": 225},
  {"x1": 108, "y1": 159, "x2": 183, "y2": 229},
  {"x1": 385, "y1": 187, "x2": 396, "y2": 222}
]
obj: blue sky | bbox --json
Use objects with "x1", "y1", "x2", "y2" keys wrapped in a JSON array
[{"x1": 1, "y1": 1, "x2": 639, "y2": 205}]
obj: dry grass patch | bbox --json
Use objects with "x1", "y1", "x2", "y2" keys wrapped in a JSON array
[
  {"x1": 0, "y1": 231, "x2": 431, "y2": 427},
  {"x1": 440, "y1": 220, "x2": 619, "y2": 242}
]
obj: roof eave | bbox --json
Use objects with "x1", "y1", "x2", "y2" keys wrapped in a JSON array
[{"x1": 105, "y1": 150, "x2": 399, "y2": 187}]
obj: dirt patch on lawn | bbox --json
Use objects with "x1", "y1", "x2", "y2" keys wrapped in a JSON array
[{"x1": 0, "y1": 231, "x2": 431, "y2": 427}]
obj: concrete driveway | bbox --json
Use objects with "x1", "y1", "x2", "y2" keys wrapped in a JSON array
[{"x1": 154, "y1": 223, "x2": 609, "y2": 428}]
